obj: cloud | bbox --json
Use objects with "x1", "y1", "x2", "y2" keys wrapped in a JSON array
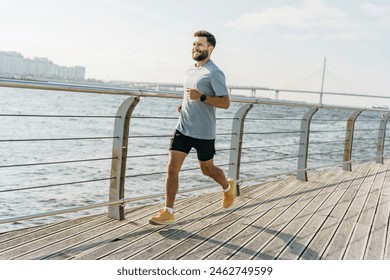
[
  {"x1": 322, "y1": 32, "x2": 359, "y2": 42},
  {"x1": 359, "y1": 3, "x2": 390, "y2": 17},
  {"x1": 283, "y1": 32, "x2": 359, "y2": 42},
  {"x1": 359, "y1": 3, "x2": 390, "y2": 28},
  {"x1": 225, "y1": 0, "x2": 346, "y2": 31}
]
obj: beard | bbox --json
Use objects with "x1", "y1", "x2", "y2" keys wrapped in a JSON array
[{"x1": 192, "y1": 50, "x2": 209, "y2": 61}]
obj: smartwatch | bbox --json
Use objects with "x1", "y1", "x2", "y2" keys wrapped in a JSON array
[{"x1": 200, "y1": 94, "x2": 207, "y2": 102}]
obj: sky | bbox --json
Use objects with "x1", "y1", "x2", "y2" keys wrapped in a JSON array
[{"x1": 1, "y1": 0, "x2": 389, "y2": 105}]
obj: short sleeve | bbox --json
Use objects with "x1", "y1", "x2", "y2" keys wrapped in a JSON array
[{"x1": 211, "y1": 70, "x2": 229, "y2": 97}]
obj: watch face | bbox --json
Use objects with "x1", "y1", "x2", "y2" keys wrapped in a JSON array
[{"x1": 201, "y1": 94, "x2": 206, "y2": 102}]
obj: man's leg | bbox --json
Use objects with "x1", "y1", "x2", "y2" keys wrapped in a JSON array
[
  {"x1": 198, "y1": 159, "x2": 228, "y2": 189},
  {"x1": 165, "y1": 150, "x2": 187, "y2": 208},
  {"x1": 149, "y1": 150, "x2": 187, "y2": 225},
  {"x1": 199, "y1": 159, "x2": 236, "y2": 208}
]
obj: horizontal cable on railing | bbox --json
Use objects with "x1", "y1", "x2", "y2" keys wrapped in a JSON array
[
  {"x1": 125, "y1": 163, "x2": 233, "y2": 178},
  {"x1": 132, "y1": 116, "x2": 177, "y2": 120},
  {"x1": 216, "y1": 117, "x2": 236, "y2": 120},
  {"x1": 128, "y1": 134, "x2": 172, "y2": 139},
  {"x1": 0, "y1": 136, "x2": 118, "y2": 142},
  {"x1": 127, "y1": 152, "x2": 168, "y2": 159},
  {"x1": 311, "y1": 129, "x2": 347, "y2": 133},
  {"x1": 0, "y1": 113, "x2": 119, "y2": 118},
  {"x1": 352, "y1": 147, "x2": 377, "y2": 152},
  {"x1": 355, "y1": 119, "x2": 382, "y2": 122},
  {"x1": 240, "y1": 155, "x2": 299, "y2": 165},
  {"x1": 353, "y1": 128, "x2": 379, "y2": 131},
  {"x1": 127, "y1": 147, "x2": 233, "y2": 160},
  {"x1": 309, "y1": 139, "x2": 345, "y2": 145},
  {"x1": 128, "y1": 133, "x2": 234, "y2": 139},
  {"x1": 354, "y1": 137, "x2": 378, "y2": 141},
  {"x1": 312, "y1": 119, "x2": 379, "y2": 122},
  {"x1": 240, "y1": 155, "x2": 384, "y2": 185},
  {"x1": 216, "y1": 147, "x2": 234, "y2": 152},
  {"x1": 308, "y1": 150, "x2": 345, "y2": 156},
  {"x1": 132, "y1": 116, "x2": 234, "y2": 121},
  {"x1": 244, "y1": 130, "x2": 303, "y2": 135},
  {"x1": 245, "y1": 118, "x2": 302, "y2": 121},
  {"x1": 0, "y1": 157, "x2": 116, "y2": 169},
  {"x1": 0, "y1": 177, "x2": 114, "y2": 193},
  {"x1": 312, "y1": 119, "x2": 348, "y2": 122},
  {"x1": 242, "y1": 143, "x2": 299, "y2": 150}
]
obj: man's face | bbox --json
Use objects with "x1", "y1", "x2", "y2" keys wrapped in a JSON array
[{"x1": 192, "y1": 36, "x2": 213, "y2": 61}]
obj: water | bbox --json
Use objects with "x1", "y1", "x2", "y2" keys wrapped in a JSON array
[{"x1": 0, "y1": 87, "x2": 383, "y2": 232}]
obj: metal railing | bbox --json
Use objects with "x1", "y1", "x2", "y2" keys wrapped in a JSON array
[{"x1": 1, "y1": 78, "x2": 389, "y2": 230}]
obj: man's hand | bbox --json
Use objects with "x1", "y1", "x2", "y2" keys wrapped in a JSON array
[
  {"x1": 186, "y1": 88, "x2": 202, "y2": 100},
  {"x1": 186, "y1": 88, "x2": 230, "y2": 109},
  {"x1": 177, "y1": 105, "x2": 182, "y2": 112}
]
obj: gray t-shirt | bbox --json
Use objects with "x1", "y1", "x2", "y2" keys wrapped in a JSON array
[{"x1": 176, "y1": 60, "x2": 229, "y2": 140}]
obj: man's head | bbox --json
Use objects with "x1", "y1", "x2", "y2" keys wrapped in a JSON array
[
  {"x1": 194, "y1": 30, "x2": 216, "y2": 48},
  {"x1": 192, "y1": 30, "x2": 216, "y2": 62}
]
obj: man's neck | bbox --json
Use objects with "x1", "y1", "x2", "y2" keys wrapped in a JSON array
[{"x1": 196, "y1": 58, "x2": 210, "y2": 67}]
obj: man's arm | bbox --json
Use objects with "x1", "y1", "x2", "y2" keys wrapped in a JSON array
[
  {"x1": 203, "y1": 95, "x2": 230, "y2": 109},
  {"x1": 186, "y1": 88, "x2": 230, "y2": 109}
]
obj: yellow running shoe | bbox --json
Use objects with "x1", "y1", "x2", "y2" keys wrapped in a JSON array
[
  {"x1": 149, "y1": 209, "x2": 175, "y2": 225},
  {"x1": 223, "y1": 178, "x2": 236, "y2": 208}
]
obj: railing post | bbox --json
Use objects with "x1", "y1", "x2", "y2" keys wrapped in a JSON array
[
  {"x1": 228, "y1": 104, "x2": 253, "y2": 195},
  {"x1": 108, "y1": 97, "x2": 140, "y2": 220},
  {"x1": 297, "y1": 107, "x2": 319, "y2": 181},
  {"x1": 376, "y1": 113, "x2": 390, "y2": 164},
  {"x1": 343, "y1": 110, "x2": 363, "y2": 171}
]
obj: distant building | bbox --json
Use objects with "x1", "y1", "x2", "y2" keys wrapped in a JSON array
[{"x1": 0, "y1": 51, "x2": 85, "y2": 81}]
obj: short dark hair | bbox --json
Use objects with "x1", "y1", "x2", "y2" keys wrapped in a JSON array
[{"x1": 194, "y1": 30, "x2": 216, "y2": 48}]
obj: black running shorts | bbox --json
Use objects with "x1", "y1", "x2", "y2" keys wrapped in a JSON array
[{"x1": 169, "y1": 130, "x2": 216, "y2": 161}]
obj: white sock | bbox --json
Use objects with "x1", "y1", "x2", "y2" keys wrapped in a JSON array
[
  {"x1": 223, "y1": 184, "x2": 230, "y2": 193},
  {"x1": 164, "y1": 207, "x2": 174, "y2": 214}
]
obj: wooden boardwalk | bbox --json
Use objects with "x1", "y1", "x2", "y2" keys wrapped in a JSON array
[{"x1": 0, "y1": 160, "x2": 389, "y2": 260}]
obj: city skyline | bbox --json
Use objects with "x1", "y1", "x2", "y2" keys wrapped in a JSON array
[{"x1": 0, "y1": 50, "x2": 85, "y2": 81}]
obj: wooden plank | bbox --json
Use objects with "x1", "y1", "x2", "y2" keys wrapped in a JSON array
[
  {"x1": 172, "y1": 177, "x2": 315, "y2": 260},
  {"x1": 202, "y1": 171, "x2": 331, "y2": 260},
  {"x1": 0, "y1": 214, "x2": 102, "y2": 243},
  {"x1": 364, "y1": 161, "x2": 390, "y2": 259},
  {"x1": 276, "y1": 167, "x2": 358, "y2": 260},
  {"x1": 298, "y1": 162, "x2": 372, "y2": 259},
  {"x1": 229, "y1": 170, "x2": 340, "y2": 260},
  {"x1": 344, "y1": 162, "x2": 388, "y2": 259},
  {"x1": 0, "y1": 216, "x2": 114, "y2": 259},
  {"x1": 0, "y1": 203, "x2": 153, "y2": 247},
  {"x1": 3, "y1": 203, "x2": 165, "y2": 259},
  {"x1": 72, "y1": 184, "x2": 241, "y2": 260},
  {"x1": 0, "y1": 161, "x2": 388, "y2": 260},
  {"x1": 0, "y1": 214, "x2": 108, "y2": 256},
  {"x1": 142, "y1": 177, "x2": 302, "y2": 259},
  {"x1": 203, "y1": 170, "x2": 338, "y2": 260},
  {"x1": 156, "y1": 172, "x2": 325, "y2": 260},
  {"x1": 103, "y1": 178, "x2": 284, "y2": 260},
  {"x1": 322, "y1": 162, "x2": 381, "y2": 259},
  {"x1": 251, "y1": 169, "x2": 347, "y2": 260},
  {"x1": 128, "y1": 177, "x2": 300, "y2": 260},
  {"x1": 46, "y1": 190, "x2": 223, "y2": 260}
]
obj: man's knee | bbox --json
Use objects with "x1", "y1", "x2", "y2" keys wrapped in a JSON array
[
  {"x1": 167, "y1": 164, "x2": 180, "y2": 177},
  {"x1": 200, "y1": 164, "x2": 214, "y2": 177}
]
